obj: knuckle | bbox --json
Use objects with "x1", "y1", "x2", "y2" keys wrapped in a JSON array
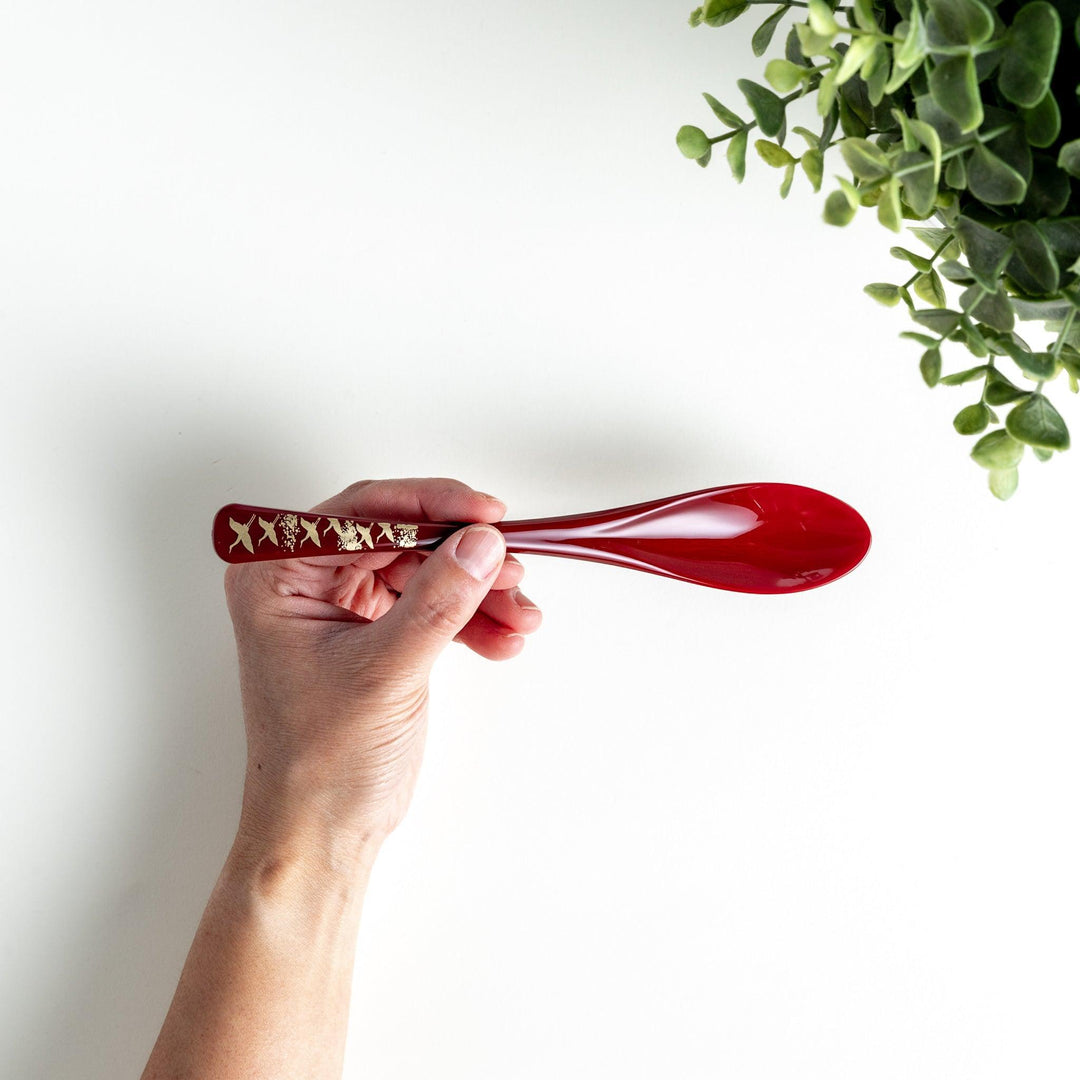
[
  {"x1": 223, "y1": 564, "x2": 246, "y2": 606},
  {"x1": 340, "y1": 478, "x2": 376, "y2": 501},
  {"x1": 428, "y1": 476, "x2": 467, "y2": 496},
  {"x1": 411, "y1": 592, "x2": 466, "y2": 638}
]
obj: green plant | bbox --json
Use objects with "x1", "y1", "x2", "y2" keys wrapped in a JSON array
[{"x1": 678, "y1": 0, "x2": 1080, "y2": 498}]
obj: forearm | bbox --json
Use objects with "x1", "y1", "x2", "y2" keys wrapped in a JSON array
[{"x1": 141, "y1": 818, "x2": 379, "y2": 1080}]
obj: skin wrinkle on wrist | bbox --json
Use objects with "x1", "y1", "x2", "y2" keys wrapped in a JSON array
[
  {"x1": 241, "y1": 766, "x2": 398, "y2": 859},
  {"x1": 226, "y1": 824, "x2": 376, "y2": 937},
  {"x1": 237, "y1": 797, "x2": 383, "y2": 875}
]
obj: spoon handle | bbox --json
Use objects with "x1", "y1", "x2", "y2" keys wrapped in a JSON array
[{"x1": 212, "y1": 503, "x2": 457, "y2": 562}]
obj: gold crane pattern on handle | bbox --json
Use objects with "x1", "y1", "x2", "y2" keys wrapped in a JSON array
[
  {"x1": 257, "y1": 515, "x2": 280, "y2": 547},
  {"x1": 299, "y1": 517, "x2": 321, "y2": 548},
  {"x1": 238, "y1": 511, "x2": 420, "y2": 554},
  {"x1": 228, "y1": 515, "x2": 257, "y2": 554}
]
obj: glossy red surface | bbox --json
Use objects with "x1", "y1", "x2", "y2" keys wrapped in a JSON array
[
  {"x1": 213, "y1": 485, "x2": 870, "y2": 594},
  {"x1": 493, "y1": 484, "x2": 870, "y2": 594}
]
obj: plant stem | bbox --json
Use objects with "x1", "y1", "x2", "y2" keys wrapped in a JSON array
[
  {"x1": 886, "y1": 124, "x2": 1015, "y2": 180},
  {"x1": 707, "y1": 90, "x2": 807, "y2": 145},
  {"x1": 900, "y1": 233, "x2": 955, "y2": 289},
  {"x1": 708, "y1": 128, "x2": 748, "y2": 145},
  {"x1": 1051, "y1": 309, "x2": 1077, "y2": 359}
]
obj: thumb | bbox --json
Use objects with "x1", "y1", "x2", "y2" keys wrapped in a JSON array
[{"x1": 379, "y1": 524, "x2": 506, "y2": 669}]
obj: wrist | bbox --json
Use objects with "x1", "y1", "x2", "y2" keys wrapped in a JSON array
[
  {"x1": 221, "y1": 823, "x2": 379, "y2": 960},
  {"x1": 234, "y1": 783, "x2": 385, "y2": 903},
  {"x1": 238, "y1": 755, "x2": 391, "y2": 871}
]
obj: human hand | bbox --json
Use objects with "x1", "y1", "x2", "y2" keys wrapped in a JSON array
[{"x1": 223, "y1": 478, "x2": 542, "y2": 862}]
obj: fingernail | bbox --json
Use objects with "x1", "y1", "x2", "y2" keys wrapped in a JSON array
[
  {"x1": 511, "y1": 588, "x2": 540, "y2": 612},
  {"x1": 454, "y1": 526, "x2": 505, "y2": 580}
]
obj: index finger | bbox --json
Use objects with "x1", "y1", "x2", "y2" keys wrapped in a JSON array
[{"x1": 310, "y1": 477, "x2": 507, "y2": 526}]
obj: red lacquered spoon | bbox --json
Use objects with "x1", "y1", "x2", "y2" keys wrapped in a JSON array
[{"x1": 211, "y1": 484, "x2": 870, "y2": 594}]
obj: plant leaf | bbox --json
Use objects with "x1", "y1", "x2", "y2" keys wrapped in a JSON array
[
  {"x1": 796, "y1": 20, "x2": 835, "y2": 58},
  {"x1": 926, "y1": 0, "x2": 995, "y2": 46},
  {"x1": 891, "y1": 246, "x2": 934, "y2": 271},
  {"x1": 1021, "y1": 90, "x2": 1061, "y2": 148},
  {"x1": 959, "y1": 321, "x2": 992, "y2": 357},
  {"x1": 929, "y1": 54, "x2": 983, "y2": 134},
  {"x1": 877, "y1": 176, "x2": 903, "y2": 232},
  {"x1": 945, "y1": 152, "x2": 967, "y2": 189},
  {"x1": 894, "y1": 108, "x2": 921, "y2": 152},
  {"x1": 840, "y1": 137, "x2": 891, "y2": 180},
  {"x1": 914, "y1": 269, "x2": 948, "y2": 307},
  {"x1": 960, "y1": 283, "x2": 1015, "y2": 331},
  {"x1": 1011, "y1": 296, "x2": 1073, "y2": 320},
  {"x1": 824, "y1": 182, "x2": 858, "y2": 225},
  {"x1": 737, "y1": 79, "x2": 785, "y2": 137},
  {"x1": 954, "y1": 216, "x2": 1014, "y2": 288},
  {"x1": 839, "y1": 92, "x2": 871, "y2": 138},
  {"x1": 853, "y1": 0, "x2": 879, "y2": 32},
  {"x1": 920, "y1": 346, "x2": 943, "y2": 385},
  {"x1": 989, "y1": 466, "x2": 1019, "y2": 499},
  {"x1": 1012, "y1": 350, "x2": 1058, "y2": 379},
  {"x1": 765, "y1": 58, "x2": 807, "y2": 93},
  {"x1": 1057, "y1": 138, "x2": 1080, "y2": 178},
  {"x1": 703, "y1": 0, "x2": 750, "y2": 25},
  {"x1": 1006, "y1": 392, "x2": 1070, "y2": 448},
  {"x1": 910, "y1": 226, "x2": 956, "y2": 252},
  {"x1": 1010, "y1": 220, "x2": 1060, "y2": 293},
  {"x1": 807, "y1": 0, "x2": 840, "y2": 38},
  {"x1": 815, "y1": 68, "x2": 839, "y2": 117},
  {"x1": 755, "y1": 139, "x2": 797, "y2": 167},
  {"x1": 907, "y1": 117, "x2": 943, "y2": 184},
  {"x1": 985, "y1": 368, "x2": 1031, "y2": 404},
  {"x1": 801, "y1": 147, "x2": 824, "y2": 191},
  {"x1": 702, "y1": 93, "x2": 746, "y2": 128},
  {"x1": 938, "y1": 259, "x2": 975, "y2": 283},
  {"x1": 835, "y1": 36, "x2": 878, "y2": 86},
  {"x1": 967, "y1": 142, "x2": 1028, "y2": 205},
  {"x1": 752, "y1": 4, "x2": 790, "y2": 56},
  {"x1": 677, "y1": 126, "x2": 712, "y2": 159},
  {"x1": 885, "y1": 54, "x2": 924, "y2": 96},
  {"x1": 864, "y1": 282, "x2": 904, "y2": 306},
  {"x1": 785, "y1": 22, "x2": 807, "y2": 63},
  {"x1": 998, "y1": 0, "x2": 1062, "y2": 108},
  {"x1": 985, "y1": 121, "x2": 1034, "y2": 187},
  {"x1": 896, "y1": 150, "x2": 938, "y2": 216},
  {"x1": 941, "y1": 363, "x2": 989, "y2": 385},
  {"x1": 954, "y1": 402, "x2": 992, "y2": 433},
  {"x1": 779, "y1": 161, "x2": 796, "y2": 197},
  {"x1": 1023, "y1": 156, "x2": 1074, "y2": 218},
  {"x1": 913, "y1": 308, "x2": 964, "y2": 334},
  {"x1": 727, "y1": 128, "x2": 749, "y2": 181},
  {"x1": 863, "y1": 42, "x2": 890, "y2": 106},
  {"x1": 895, "y1": 0, "x2": 929, "y2": 68},
  {"x1": 971, "y1": 428, "x2": 1025, "y2": 467},
  {"x1": 914, "y1": 92, "x2": 965, "y2": 145}
]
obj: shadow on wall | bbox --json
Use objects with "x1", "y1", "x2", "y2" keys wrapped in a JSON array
[
  {"x1": 10, "y1": 393, "x2": 311, "y2": 1080},
  {"x1": 11, "y1": 381, "x2": 743, "y2": 1080}
]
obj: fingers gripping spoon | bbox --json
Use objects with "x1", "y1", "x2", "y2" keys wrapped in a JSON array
[{"x1": 212, "y1": 484, "x2": 871, "y2": 595}]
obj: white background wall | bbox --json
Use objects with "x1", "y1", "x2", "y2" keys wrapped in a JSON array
[{"x1": 2, "y1": 2, "x2": 1078, "y2": 1077}]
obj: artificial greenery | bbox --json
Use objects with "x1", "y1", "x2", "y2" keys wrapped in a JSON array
[{"x1": 677, "y1": 0, "x2": 1080, "y2": 498}]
